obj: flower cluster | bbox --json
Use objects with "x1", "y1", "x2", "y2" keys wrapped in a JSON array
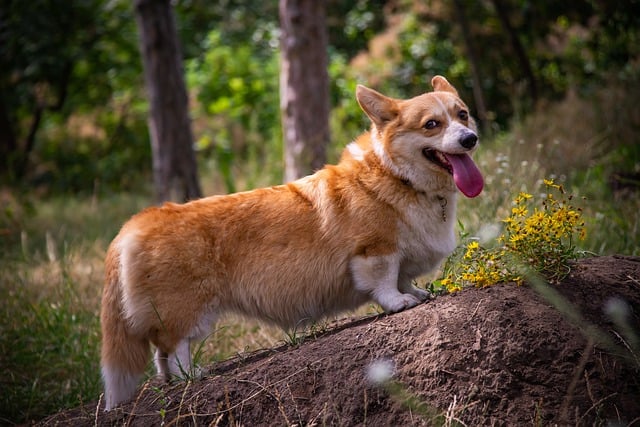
[{"x1": 436, "y1": 179, "x2": 586, "y2": 292}]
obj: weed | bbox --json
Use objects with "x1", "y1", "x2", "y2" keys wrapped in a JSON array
[
  {"x1": 283, "y1": 320, "x2": 306, "y2": 347},
  {"x1": 282, "y1": 318, "x2": 337, "y2": 348},
  {"x1": 150, "y1": 386, "x2": 168, "y2": 425},
  {"x1": 437, "y1": 178, "x2": 586, "y2": 292}
]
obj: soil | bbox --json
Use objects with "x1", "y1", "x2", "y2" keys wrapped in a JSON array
[{"x1": 38, "y1": 256, "x2": 640, "y2": 426}]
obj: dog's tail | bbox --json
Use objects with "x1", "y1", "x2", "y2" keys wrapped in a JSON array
[{"x1": 100, "y1": 239, "x2": 150, "y2": 411}]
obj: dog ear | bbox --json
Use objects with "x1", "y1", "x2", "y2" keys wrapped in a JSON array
[
  {"x1": 431, "y1": 75, "x2": 459, "y2": 95},
  {"x1": 356, "y1": 85, "x2": 398, "y2": 127}
]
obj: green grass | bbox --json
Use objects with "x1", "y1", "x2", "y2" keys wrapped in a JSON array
[
  {"x1": 0, "y1": 193, "x2": 147, "y2": 423},
  {"x1": 1, "y1": 81, "x2": 639, "y2": 424},
  {"x1": 0, "y1": 191, "x2": 287, "y2": 424},
  {"x1": 1, "y1": 269, "x2": 101, "y2": 423}
]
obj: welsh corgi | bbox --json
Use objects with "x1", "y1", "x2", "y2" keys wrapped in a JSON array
[{"x1": 100, "y1": 75, "x2": 483, "y2": 410}]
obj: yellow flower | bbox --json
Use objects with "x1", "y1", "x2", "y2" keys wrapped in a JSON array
[
  {"x1": 438, "y1": 177, "x2": 585, "y2": 293},
  {"x1": 461, "y1": 272, "x2": 475, "y2": 283},
  {"x1": 502, "y1": 217, "x2": 516, "y2": 225},
  {"x1": 511, "y1": 206, "x2": 528, "y2": 217},
  {"x1": 515, "y1": 192, "x2": 533, "y2": 204},
  {"x1": 509, "y1": 233, "x2": 524, "y2": 245},
  {"x1": 463, "y1": 241, "x2": 479, "y2": 260},
  {"x1": 447, "y1": 283, "x2": 463, "y2": 293}
]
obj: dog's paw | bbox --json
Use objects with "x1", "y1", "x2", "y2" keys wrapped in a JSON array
[
  {"x1": 408, "y1": 286, "x2": 432, "y2": 302},
  {"x1": 381, "y1": 294, "x2": 422, "y2": 314}
]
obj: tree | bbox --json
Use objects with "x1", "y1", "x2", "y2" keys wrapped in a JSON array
[
  {"x1": 0, "y1": 0, "x2": 107, "y2": 181},
  {"x1": 279, "y1": 0, "x2": 330, "y2": 182},
  {"x1": 134, "y1": 0, "x2": 202, "y2": 202},
  {"x1": 490, "y1": 0, "x2": 538, "y2": 105},
  {"x1": 452, "y1": 0, "x2": 488, "y2": 132}
]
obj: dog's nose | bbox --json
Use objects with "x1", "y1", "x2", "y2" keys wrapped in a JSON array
[{"x1": 460, "y1": 133, "x2": 477, "y2": 149}]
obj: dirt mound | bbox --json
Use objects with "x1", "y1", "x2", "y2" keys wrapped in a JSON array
[{"x1": 40, "y1": 256, "x2": 640, "y2": 426}]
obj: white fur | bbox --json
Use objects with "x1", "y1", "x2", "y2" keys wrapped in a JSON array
[
  {"x1": 155, "y1": 339, "x2": 192, "y2": 379},
  {"x1": 371, "y1": 132, "x2": 401, "y2": 179},
  {"x1": 346, "y1": 141, "x2": 365, "y2": 161},
  {"x1": 351, "y1": 253, "x2": 420, "y2": 313},
  {"x1": 102, "y1": 363, "x2": 142, "y2": 411},
  {"x1": 117, "y1": 232, "x2": 156, "y2": 337},
  {"x1": 442, "y1": 121, "x2": 476, "y2": 153}
]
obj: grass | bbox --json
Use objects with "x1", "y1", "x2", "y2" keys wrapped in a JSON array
[
  {"x1": 1, "y1": 78, "x2": 639, "y2": 424},
  {"x1": 0, "y1": 193, "x2": 145, "y2": 423}
]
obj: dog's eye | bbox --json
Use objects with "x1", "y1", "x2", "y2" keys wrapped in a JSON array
[
  {"x1": 424, "y1": 120, "x2": 439, "y2": 130},
  {"x1": 458, "y1": 110, "x2": 469, "y2": 121}
]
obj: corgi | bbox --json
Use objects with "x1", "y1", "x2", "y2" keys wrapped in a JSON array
[{"x1": 100, "y1": 75, "x2": 483, "y2": 410}]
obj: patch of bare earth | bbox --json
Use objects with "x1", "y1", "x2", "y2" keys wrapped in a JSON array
[{"x1": 39, "y1": 256, "x2": 640, "y2": 426}]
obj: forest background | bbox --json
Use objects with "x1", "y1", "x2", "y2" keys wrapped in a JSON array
[{"x1": 1, "y1": 0, "x2": 639, "y2": 423}]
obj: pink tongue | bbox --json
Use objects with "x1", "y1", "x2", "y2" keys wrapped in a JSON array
[{"x1": 443, "y1": 153, "x2": 484, "y2": 198}]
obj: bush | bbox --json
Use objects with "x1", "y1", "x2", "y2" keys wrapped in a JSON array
[{"x1": 437, "y1": 179, "x2": 586, "y2": 292}]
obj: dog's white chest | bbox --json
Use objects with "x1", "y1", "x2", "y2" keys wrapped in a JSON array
[{"x1": 398, "y1": 193, "x2": 457, "y2": 274}]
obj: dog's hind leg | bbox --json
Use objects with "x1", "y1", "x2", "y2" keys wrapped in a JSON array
[
  {"x1": 154, "y1": 349, "x2": 170, "y2": 381},
  {"x1": 154, "y1": 338, "x2": 191, "y2": 380},
  {"x1": 168, "y1": 339, "x2": 192, "y2": 378},
  {"x1": 154, "y1": 307, "x2": 218, "y2": 382}
]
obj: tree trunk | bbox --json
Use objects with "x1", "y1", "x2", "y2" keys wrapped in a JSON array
[
  {"x1": 1, "y1": 61, "x2": 71, "y2": 179},
  {"x1": 0, "y1": 99, "x2": 18, "y2": 178},
  {"x1": 491, "y1": 0, "x2": 538, "y2": 105},
  {"x1": 452, "y1": 0, "x2": 489, "y2": 132},
  {"x1": 134, "y1": 0, "x2": 202, "y2": 203},
  {"x1": 279, "y1": 0, "x2": 330, "y2": 182}
]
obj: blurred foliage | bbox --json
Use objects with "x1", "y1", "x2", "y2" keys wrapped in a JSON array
[
  {"x1": 0, "y1": 0, "x2": 146, "y2": 191},
  {"x1": 1, "y1": 0, "x2": 639, "y2": 195},
  {"x1": 186, "y1": 29, "x2": 281, "y2": 191}
]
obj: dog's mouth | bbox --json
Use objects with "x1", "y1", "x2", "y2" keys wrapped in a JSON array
[
  {"x1": 422, "y1": 148, "x2": 453, "y2": 174},
  {"x1": 421, "y1": 148, "x2": 484, "y2": 198}
]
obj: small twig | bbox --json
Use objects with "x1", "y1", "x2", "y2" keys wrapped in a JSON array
[
  {"x1": 274, "y1": 388, "x2": 293, "y2": 426},
  {"x1": 173, "y1": 380, "x2": 191, "y2": 425},
  {"x1": 126, "y1": 381, "x2": 151, "y2": 427},
  {"x1": 626, "y1": 274, "x2": 640, "y2": 287},
  {"x1": 467, "y1": 299, "x2": 485, "y2": 322},
  {"x1": 610, "y1": 330, "x2": 639, "y2": 366},
  {"x1": 559, "y1": 339, "x2": 594, "y2": 423},
  {"x1": 219, "y1": 358, "x2": 326, "y2": 415},
  {"x1": 94, "y1": 393, "x2": 103, "y2": 427},
  {"x1": 626, "y1": 415, "x2": 640, "y2": 426},
  {"x1": 584, "y1": 369, "x2": 595, "y2": 404},
  {"x1": 577, "y1": 392, "x2": 617, "y2": 425},
  {"x1": 306, "y1": 402, "x2": 328, "y2": 427}
]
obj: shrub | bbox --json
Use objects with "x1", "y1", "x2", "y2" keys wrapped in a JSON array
[{"x1": 437, "y1": 179, "x2": 586, "y2": 292}]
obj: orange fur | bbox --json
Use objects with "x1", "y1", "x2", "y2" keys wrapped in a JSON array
[{"x1": 100, "y1": 76, "x2": 483, "y2": 410}]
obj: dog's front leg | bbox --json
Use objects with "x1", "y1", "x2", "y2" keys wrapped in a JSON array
[
  {"x1": 351, "y1": 254, "x2": 421, "y2": 313},
  {"x1": 398, "y1": 272, "x2": 432, "y2": 303}
]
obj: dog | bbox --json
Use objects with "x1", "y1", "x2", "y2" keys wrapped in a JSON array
[{"x1": 100, "y1": 75, "x2": 483, "y2": 410}]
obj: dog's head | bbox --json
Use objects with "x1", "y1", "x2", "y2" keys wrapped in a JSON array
[{"x1": 356, "y1": 76, "x2": 483, "y2": 198}]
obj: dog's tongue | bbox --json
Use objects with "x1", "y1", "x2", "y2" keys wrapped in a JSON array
[{"x1": 443, "y1": 153, "x2": 484, "y2": 198}]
